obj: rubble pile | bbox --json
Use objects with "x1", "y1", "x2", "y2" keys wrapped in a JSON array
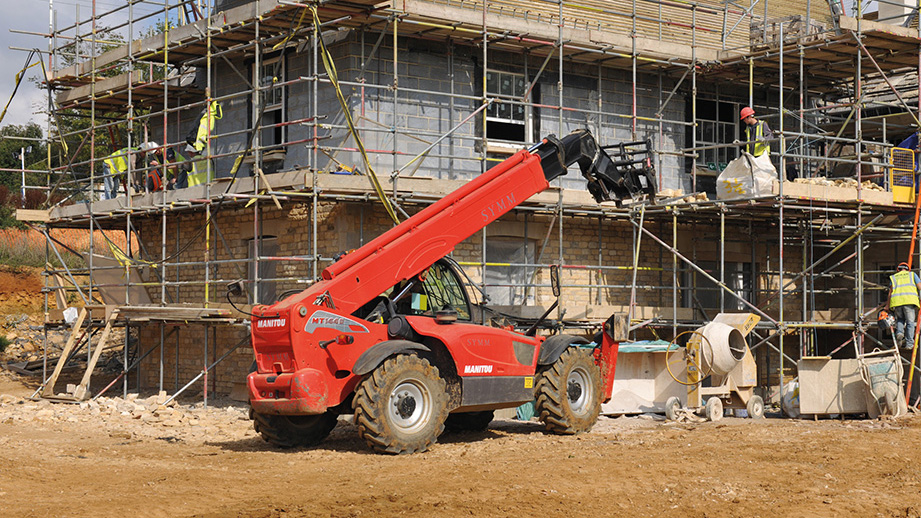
[
  {"x1": 657, "y1": 189, "x2": 710, "y2": 204},
  {"x1": 1, "y1": 313, "x2": 127, "y2": 369},
  {"x1": 0, "y1": 389, "x2": 256, "y2": 444},
  {"x1": 793, "y1": 176, "x2": 886, "y2": 192}
]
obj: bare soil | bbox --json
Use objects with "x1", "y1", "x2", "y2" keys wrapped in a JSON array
[
  {"x1": 1, "y1": 366, "x2": 920, "y2": 518},
  {"x1": 2, "y1": 267, "x2": 921, "y2": 517}
]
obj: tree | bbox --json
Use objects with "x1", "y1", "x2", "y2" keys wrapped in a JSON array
[{"x1": 0, "y1": 122, "x2": 46, "y2": 193}]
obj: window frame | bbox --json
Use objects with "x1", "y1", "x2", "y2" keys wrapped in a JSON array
[
  {"x1": 253, "y1": 55, "x2": 287, "y2": 150},
  {"x1": 484, "y1": 69, "x2": 530, "y2": 150},
  {"x1": 692, "y1": 99, "x2": 739, "y2": 173}
]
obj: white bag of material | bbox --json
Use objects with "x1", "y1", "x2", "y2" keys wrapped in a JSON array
[
  {"x1": 716, "y1": 152, "x2": 777, "y2": 200},
  {"x1": 63, "y1": 306, "x2": 78, "y2": 325},
  {"x1": 781, "y1": 380, "x2": 800, "y2": 418}
]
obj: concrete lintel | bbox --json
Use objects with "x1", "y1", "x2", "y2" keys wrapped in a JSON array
[{"x1": 56, "y1": 70, "x2": 144, "y2": 105}]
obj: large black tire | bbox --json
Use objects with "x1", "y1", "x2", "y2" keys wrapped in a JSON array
[
  {"x1": 250, "y1": 409, "x2": 338, "y2": 449},
  {"x1": 444, "y1": 410, "x2": 495, "y2": 433},
  {"x1": 353, "y1": 355, "x2": 449, "y2": 454},
  {"x1": 535, "y1": 347, "x2": 602, "y2": 434}
]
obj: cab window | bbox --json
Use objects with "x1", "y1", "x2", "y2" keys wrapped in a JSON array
[{"x1": 420, "y1": 262, "x2": 471, "y2": 321}]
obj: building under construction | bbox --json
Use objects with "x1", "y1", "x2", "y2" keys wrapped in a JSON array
[{"x1": 11, "y1": 0, "x2": 921, "y2": 407}]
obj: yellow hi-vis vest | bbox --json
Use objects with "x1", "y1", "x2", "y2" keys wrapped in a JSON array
[
  {"x1": 193, "y1": 101, "x2": 222, "y2": 152},
  {"x1": 187, "y1": 158, "x2": 213, "y2": 186},
  {"x1": 746, "y1": 121, "x2": 769, "y2": 157},
  {"x1": 890, "y1": 270, "x2": 920, "y2": 308},
  {"x1": 103, "y1": 147, "x2": 138, "y2": 175}
]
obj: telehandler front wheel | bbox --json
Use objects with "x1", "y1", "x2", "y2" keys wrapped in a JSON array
[
  {"x1": 353, "y1": 354, "x2": 449, "y2": 454},
  {"x1": 536, "y1": 347, "x2": 602, "y2": 434}
]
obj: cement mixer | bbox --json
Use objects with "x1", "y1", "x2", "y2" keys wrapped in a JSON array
[{"x1": 664, "y1": 313, "x2": 763, "y2": 421}]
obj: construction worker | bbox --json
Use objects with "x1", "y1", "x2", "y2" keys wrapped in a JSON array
[
  {"x1": 183, "y1": 144, "x2": 214, "y2": 187},
  {"x1": 186, "y1": 100, "x2": 221, "y2": 153},
  {"x1": 101, "y1": 142, "x2": 157, "y2": 199},
  {"x1": 739, "y1": 106, "x2": 773, "y2": 158},
  {"x1": 886, "y1": 262, "x2": 921, "y2": 349},
  {"x1": 149, "y1": 147, "x2": 189, "y2": 190}
]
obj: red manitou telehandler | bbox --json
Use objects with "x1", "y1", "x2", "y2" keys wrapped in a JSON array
[{"x1": 241, "y1": 129, "x2": 657, "y2": 453}]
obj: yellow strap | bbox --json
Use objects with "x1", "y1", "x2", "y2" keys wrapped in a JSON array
[
  {"x1": 106, "y1": 238, "x2": 156, "y2": 270},
  {"x1": 0, "y1": 58, "x2": 40, "y2": 127},
  {"x1": 273, "y1": 7, "x2": 311, "y2": 51},
  {"x1": 310, "y1": 6, "x2": 399, "y2": 225}
]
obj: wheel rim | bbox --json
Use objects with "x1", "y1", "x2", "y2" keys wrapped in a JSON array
[
  {"x1": 389, "y1": 378, "x2": 431, "y2": 433},
  {"x1": 567, "y1": 366, "x2": 593, "y2": 415}
]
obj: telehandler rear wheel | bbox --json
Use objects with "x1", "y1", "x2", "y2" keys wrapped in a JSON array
[
  {"x1": 353, "y1": 355, "x2": 449, "y2": 454},
  {"x1": 250, "y1": 409, "x2": 338, "y2": 449},
  {"x1": 536, "y1": 347, "x2": 602, "y2": 434}
]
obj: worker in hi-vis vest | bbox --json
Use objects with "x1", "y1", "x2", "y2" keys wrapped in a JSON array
[
  {"x1": 101, "y1": 142, "x2": 157, "y2": 199},
  {"x1": 182, "y1": 144, "x2": 214, "y2": 187},
  {"x1": 180, "y1": 100, "x2": 221, "y2": 186},
  {"x1": 739, "y1": 106, "x2": 773, "y2": 158},
  {"x1": 186, "y1": 100, "x2": 221, "y2": 153},
  {"x1": 887, "y1": 261, "x2": 921, "y2": 349}
]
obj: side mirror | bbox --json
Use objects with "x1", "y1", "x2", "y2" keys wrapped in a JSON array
[{"x1": 550, "y1": 264, "x2": 561, "y2": 298}]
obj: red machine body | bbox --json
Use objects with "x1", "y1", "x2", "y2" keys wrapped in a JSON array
[{"x1": 245, "y1": 129, "x2": 654, "y2": 452}]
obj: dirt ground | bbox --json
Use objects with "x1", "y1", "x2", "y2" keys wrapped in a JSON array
[
  {"x1": 1, "y1": 367, "x2": 920, "y2": 518},
  {"x1": 3, "y1": 267, "x2": 921, "y2": 517}
]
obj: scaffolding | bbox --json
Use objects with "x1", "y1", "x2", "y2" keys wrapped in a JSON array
[{"x1": 9, "y1": 0, "x2": 921, "y2": 408}]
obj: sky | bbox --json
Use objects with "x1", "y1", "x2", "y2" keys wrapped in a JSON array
[
  {"x1": 1, "y1": 1, "x2": 53, "y2": 129},
  {"x1": 1, "y1": 0, "x2": 165, "y2": 131}
]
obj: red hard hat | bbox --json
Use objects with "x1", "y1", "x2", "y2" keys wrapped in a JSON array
[
  {"x1": 740, "y1": 106, "x2": 755, "y2": 120},
  {"x1": 899, "y1": 262, "x2": 910, "y2": 270}
]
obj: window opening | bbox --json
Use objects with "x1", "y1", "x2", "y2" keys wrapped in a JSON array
[
  {"x1": 248, "y1": 236, "x2": 278, "y2": 305},
  {"x1": 255, "y1": 56, "x2": 286, "y2": 150},
  {"x1": 486, "y1": 70, "x2": 527, "y2": 143},
  {"x1": 683, "y1": 260, "x2": 752, "y2": 312},
  {"x1": 485, "y1": 237, "x2": 536, "y2": 306}
]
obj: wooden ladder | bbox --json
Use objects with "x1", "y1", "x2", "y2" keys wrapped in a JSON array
[{"x1": 40, "y1": 307, "x2": 120, "y2": 401}]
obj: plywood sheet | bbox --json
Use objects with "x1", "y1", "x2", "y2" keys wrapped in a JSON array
[
  {"x1": 84, "y1": 254, "x2": 153, "y2": 306},
  {"x1": 798, "y1": 357, "x2": 868, "y2": 414},
  {"x1": 601, "y1": 348, "x2": 687, "y2": 414}
]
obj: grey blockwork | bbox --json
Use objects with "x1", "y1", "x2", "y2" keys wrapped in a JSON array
[{"x1": 189, "y1": 30, "x2": 687, "y2": 191}]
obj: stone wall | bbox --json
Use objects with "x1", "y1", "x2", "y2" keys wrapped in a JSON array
[{"x1": 133, "y1": 198, "x2": 808, "y2": 395}]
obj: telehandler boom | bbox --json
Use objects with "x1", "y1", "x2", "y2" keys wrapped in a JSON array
[{"x1": 245, "y1": 129, "x2": 656, "y2": 453}]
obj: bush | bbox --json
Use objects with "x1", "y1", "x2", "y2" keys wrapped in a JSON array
[
  {"x1": 0, "y1": 336, "x2": 10, "y2": 354},
  {"x1": 0, "y1": 228, "x2": 133, "y2": 269}
]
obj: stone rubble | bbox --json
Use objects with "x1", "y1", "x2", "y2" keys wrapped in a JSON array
[
  {"x1": 0, "y1": 385, "x2": 257, "y2": 444},
  {"x1": 793, "y1": 176, "x2": 886, "y2": 192},
  {"x1": 1, "y1": 313, "x2": 127, "y2": 371}
]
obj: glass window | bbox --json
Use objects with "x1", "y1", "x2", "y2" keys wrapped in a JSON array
[
  {"x1": 421, "y1": 262, "x2": 471, "y2": 321},
  {"x1": 485, "y1": 70, "x2": 527, "y2": 143},
  {"x1": 690, "y1": 99, "x2": 738, "y2": 172},
  {"x1": 391, "y1": 262, "x2": 471, "y2": 320},
  {"x1": 254, "y1": 57, "x2": 285, "y2": 148}
]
